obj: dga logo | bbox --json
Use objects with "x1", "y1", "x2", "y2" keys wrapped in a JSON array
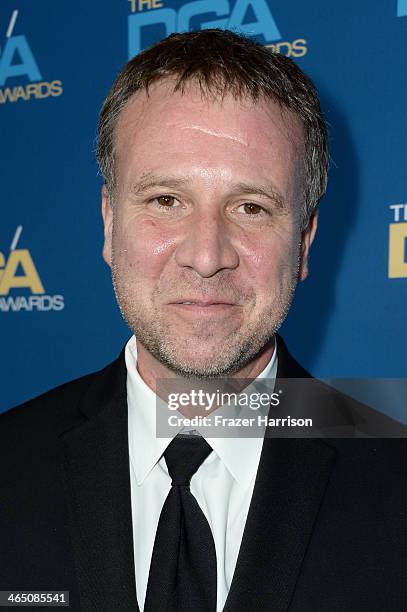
[
  {"x1": 127, "y1": 0, "x2": 307, "y2": 59},
  {"x1": 0, "y1": 9, "x2": 63, "y2": 105},
  {"x1": 0, "y1": 226, "x2": 64, "y2": 312},
  {"x1": 388, "y1": 204, "x2": 407, "y2": 278}
]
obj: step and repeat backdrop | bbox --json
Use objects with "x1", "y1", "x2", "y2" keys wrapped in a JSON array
[{"x1": 1, "y1": 0, "x2": 406, "y2": 413}]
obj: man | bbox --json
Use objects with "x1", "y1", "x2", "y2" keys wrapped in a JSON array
[{"x1": 1, "y1": 29, "x2": 407, "y2": 612}]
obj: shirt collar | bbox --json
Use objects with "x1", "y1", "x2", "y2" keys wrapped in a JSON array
[{"x1": 126, "y1": 335, "x2": 278, "y2": 488}]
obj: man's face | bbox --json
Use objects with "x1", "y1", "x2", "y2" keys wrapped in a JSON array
[{"x1": 102, "y1": 79, "x2": 317, "y2": 377}]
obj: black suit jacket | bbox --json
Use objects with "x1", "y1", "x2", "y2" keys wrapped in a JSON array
[{"x1": 1, "y1": 337, "x2": 407, "y2": 611}]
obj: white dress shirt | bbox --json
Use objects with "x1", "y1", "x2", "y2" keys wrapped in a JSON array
[{"x1": 126, "y1": 335, "x2": 278, "y2": 612}]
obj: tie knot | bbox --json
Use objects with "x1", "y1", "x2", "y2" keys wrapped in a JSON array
[{"x1": 164, "y1": 436, "x2": 212, "y2": 486}]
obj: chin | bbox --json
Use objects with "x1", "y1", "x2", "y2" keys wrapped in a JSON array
[
  {"x1": 159, "y1": 353, "x2": 229, "y2": 378},
  {"x1": 154, "y1": 342, "x2": 258, "y2": 379}
]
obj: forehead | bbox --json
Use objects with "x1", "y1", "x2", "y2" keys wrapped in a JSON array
[{"x1": 114, "y1": 78, "x2": 304, "y2": 187}]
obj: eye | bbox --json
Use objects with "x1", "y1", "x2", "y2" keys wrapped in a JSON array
[
  {"x1": 146, "y1": 194, "x2": 187, "y2": 217},
  {"x1": 236, "y1": 202, "x2": 268, "y2": 215},
  {"x1": 155, "y1": 195, "x2": 178, "y2": 208}
]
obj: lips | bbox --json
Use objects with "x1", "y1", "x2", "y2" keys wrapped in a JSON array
[{"x1": 170, "y1": 299, "x2": 235, "y2": 306}]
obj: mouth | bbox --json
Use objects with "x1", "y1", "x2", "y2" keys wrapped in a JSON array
[
  {"x1": 170, "y1": 299, "x2": 236, "y2": 307},
  {"x1": 167, "y1": 299, "x2": 239, "y2": 317}
]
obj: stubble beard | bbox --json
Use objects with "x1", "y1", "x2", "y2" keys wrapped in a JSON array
[{"x1": 111, "y1": 255, "x2": 300, "y2": 380}]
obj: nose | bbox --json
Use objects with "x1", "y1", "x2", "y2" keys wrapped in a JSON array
[{"x1": 174, "y1": 211, "x2": 239, "y2": 278}]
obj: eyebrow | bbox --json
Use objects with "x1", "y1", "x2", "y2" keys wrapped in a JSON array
[
  {"x1": 130, "y1": 172, "x2": 287, "y2": 210},
  {"x1": 131, "y1": 173, "x2": 188, "y2": 195},
  {"x1": 230, "y1": 182, "x2": 286, "y2": 210}
]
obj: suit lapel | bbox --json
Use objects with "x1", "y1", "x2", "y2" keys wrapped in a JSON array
[
  {"x1": 59, "y1": 353, "x2": 139, "y2": 612},
  {"x1": 224, "y1": 437, "x2": 335, "y2": 611},
  {"x1": 224, "y1": 336, "x2": 336, "y2": 611}
]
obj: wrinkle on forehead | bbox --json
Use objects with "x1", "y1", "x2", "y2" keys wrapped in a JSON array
[{"x1": 179, "y1": 124, "x2": 249, "y2": 147}]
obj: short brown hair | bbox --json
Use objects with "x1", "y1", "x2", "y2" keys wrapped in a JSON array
[{"x1": 96, "y1": 29, "x2": 328, "y2": 226}]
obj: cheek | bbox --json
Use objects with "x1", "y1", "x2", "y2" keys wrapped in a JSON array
[
  {"x1": 113, "y1": 217, "x2": 177, "y2": 277},
  {"x1": 237, "y1": 234, "x2": 299, "y2": 311},
  {"x1": 241, "y1": 229, "x2": 300, "y2": 289}
]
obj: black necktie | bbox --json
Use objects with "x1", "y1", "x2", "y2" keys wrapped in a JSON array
[{"x1": 144, "y1": 436, "x2": 217, "y2": 612}]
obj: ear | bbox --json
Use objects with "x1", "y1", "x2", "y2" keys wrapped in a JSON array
[
  {"x1": 298, "y1": 209, "x2": 318, "y2": 282},
  {"x1": 101, "y1": 184, "x2": 113, "y2": 268}
]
